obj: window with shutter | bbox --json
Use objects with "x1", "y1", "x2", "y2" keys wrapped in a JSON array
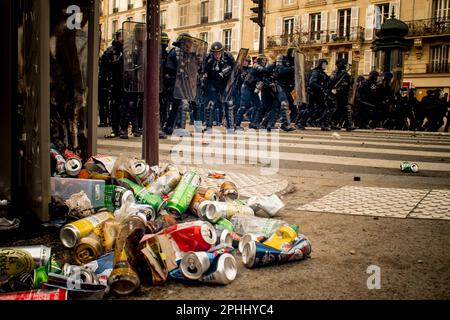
[
  {"x1": 365, "y1": 5, "x2": 375, "y2": 40},
  {"x1": 363, "y1": 50, "x2": 373, "y2": 74}
]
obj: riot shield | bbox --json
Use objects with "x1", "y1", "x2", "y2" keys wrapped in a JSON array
[
  {"x1": 123, "y1": 21, "x2": 146, "y2": 93},
  {"x1": 173, "y1": 36, "x2": 208, "y2": 102},
  {"x1": 294, "y1": 51, "x2": 308, "y2": 105},
  {"x1": 224, "y1": 48, "x2": 249, "y2": 103},
  {"x1": 349, "y1": 60, "x2": 359, "y2": 106}
]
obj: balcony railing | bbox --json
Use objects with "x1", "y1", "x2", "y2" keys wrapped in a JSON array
[
  {"x1": 113, "y1": 7, "x2": 119, "y2": 13},
  {"x1": 224, "y1": 12, "x2": 232, "y2": 20},
  {"x1": 405, "y1": 17, "x2": 450, "y2": 37},
  {"x1": 267, "y1": 27, "x2": 365, "y2": 48},
  {"x1": 427, "y1": 62, "x2": 450, "y2": 73},
  {"x1": 201, "y1": 16, "x2": 209, "y2": 24}
]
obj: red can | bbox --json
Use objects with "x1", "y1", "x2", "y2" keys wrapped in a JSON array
[
  {"x1": 63, "y1": 149, "x2": 83, "y2": 177},
  {"x1": 0, "y1": 288, "x2": 68, "y2": 300},
  {"x1": 158, "y1": 221, "x2": 217, "y2": 252}
]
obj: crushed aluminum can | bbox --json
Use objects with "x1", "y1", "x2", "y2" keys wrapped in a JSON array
[
  {"x1": 158, "y1": 221, "x2": 217, "y2": 252},
  {"x1": 189, "y1": 193, "x2": 208, "y2": 218},
  {"x1": 166, "y1": 171, "x2": 202, "y2": 216},
  {"x1": 63, "y1": 264, "x2": 100, "y2": 285},
  {"x1": 242, "y1": 235, "x2": 312, "y2": 269},
  {"x1": 119, "y1": 178, "x2": 165, "y2": 213},
  {"x1": 219, "y1": 181, "x2": 239, "y2": 201},
  {"x1": 204, "y1": 188, "x2": 219, "y2": 201},
  {"x1": 0, "y1": 246, "x2": 52, "y2": 277},
  {"x1": 82, "y1": 252, "x2": 114, "y2": 287},
  {"x1": 180, "y1": 251, "x2": 215, "y2": 280},
  {"x1": 50, "y1": 148, "x2": 66, "y2": 175},
  {"x1": 132, "y1": 160, "x2": 156, "y2": 186},
  {"x1": 200, "y1": 253, "x2": 237, "y2": 285},
  {"x1": 238, "y1": 233, "x2": 267, "y2": 253},
  {"x1": 63, "y1": 149, "x2": 83, "y2": 177},
  {"x1": 400, "y1": 161, "x2": 419, "y2": 173},
  {"x1": 204, "y1": 201, "x2": 254, "y2": 223},
  {"x1": 59, "y1": 211, "x2": 115, "y2": 249},
  {"x1": 215, "y1": 229, "x2": 233, "y2": 247},
  {"x1": 147, "y1": 165, "x2": 181, "y2": 196},
  {"x1": 74, "y1": 232, "x2": 104, "y2": 265}
]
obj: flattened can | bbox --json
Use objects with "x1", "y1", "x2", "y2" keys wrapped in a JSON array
[
  {"x1": 219, "y1": 181, "x2": 239, "y2": 201},
  {"x1": 166, "y1": 171, "x2": 202, "y2": 216},
  {"x1": 400, "y1": 161, "x2": 419, "y2": 173},
  {"x1": 63, "y1": 149, "x2": 83, "y2": 177},
  {"x1": 159, "y1": 220, "x2": 217, "y2": 252},
  {"x1": 242, "y1": 235, "x2": 312, "y2": 269},
  {"x1": 200, "y1": 253, "x2": 237, "y2": 285},
  {"x1": 0, "y1": 245, "x2": 52, "y2": 277},
  {"x1": 59, "y1": 211, "x2": 115, "y2": 249}
]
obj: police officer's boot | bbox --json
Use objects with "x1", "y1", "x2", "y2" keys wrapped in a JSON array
[
  {"x1": 280, "y1": 101, "x2": 295, "y2": 132},
  {"x1": 345, "y1": 104, "x2": 356, "y2": 131},
  {"x1": 204, "y1": 101, "x2": 215, "y2": 133},
  {"x1": 174, "y1": 100, "x2": 191, "y2": 137},
  {"x1": 235, "y1": 106, "x2": 246, "y2": 131},
  {"x1": 225, "y1": 102, "x2": 235, "y2": 133}
]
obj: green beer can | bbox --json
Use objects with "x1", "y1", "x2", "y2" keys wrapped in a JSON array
[
  {"x1": 215, "y1": 218, "x2": 235, "y2": 232},
  {"x1": 119, "y1": 178, "x2": 165, "y2": 213},
  {"x1": 166, "y1": 171, "x2": 202, "y2": 216}
]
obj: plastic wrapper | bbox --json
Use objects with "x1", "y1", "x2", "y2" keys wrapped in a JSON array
[{"x1": 246, "y1": 194, "x2": 285, "y2": 217}]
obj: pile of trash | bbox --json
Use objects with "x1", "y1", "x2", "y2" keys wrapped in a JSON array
[{"x1": 0, "y1": 148, "x2": 312, "y2": 300}]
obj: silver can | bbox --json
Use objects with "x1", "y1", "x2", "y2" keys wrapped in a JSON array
[
  {"x1": 238, "y1": 233, "x2": 266, "y2": 253},
  {"x1": 133, "y1": 160, "x2": 155, "y2": 185},
  {"x1": 65, "y1": 158, "x2": 83, "y2": 177},
  {"x1": 216, "y1": 229, "x2": 233, "y2": 247},
  {"x1": 200, "y1": 253, "x2": 237, "y2": 285},
  {"x1": 180, "y1": 252, "x2": 211, "y2": 280},
  {"x1": 63, "y1": 263, "x2": 100, "y2": 285},
  {"x1": 205, "y1": 201, "x2": 254, "y2": 223},
  {"x1": 0, "y1": 245, "x2": 52, "y2": 277}
]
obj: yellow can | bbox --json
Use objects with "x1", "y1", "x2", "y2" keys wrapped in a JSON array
[
  {"x1": 263, "y1": 225, "x2": 299, "y2": 252},
  {"x1": 59, "y1": 211, "x2": 115, "y2": 249}
]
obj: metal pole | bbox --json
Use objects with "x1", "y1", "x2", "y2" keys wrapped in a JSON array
[
  {"x1": 144, "y1": 0, "x2": 160, "y2": 165},
  {"x1": 87, "y1": 0, "x2": 100, "y2": 157},
  {"x1": 259, "y1": 25, "x2": 264, "y2": 54}
]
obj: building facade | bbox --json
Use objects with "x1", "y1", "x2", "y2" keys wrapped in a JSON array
[
  {"x1": 101, "y1": 0, "x2": 244, "y2": 55},
  {"x1": 242, "y1": 0, "x2": 449, "y2": 98}
]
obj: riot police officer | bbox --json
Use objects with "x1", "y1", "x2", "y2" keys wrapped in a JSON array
[
  {"x1": 159, "y1": 32, "x2": 170, "y2": 138},
  {"x1": 103, "y1": 30, "x2": 124, "y2": 139},
  {"x1": 98, "y1": 47, "x2": 111, "y2": 127},
  {"x1": 202, "y1": 42, "x2": 236, "y2": 132},
  {"x1": 235, "y1": 54, "x2": 268, "y2": 130},
  {"x1": 357, "y1": 70, "x2": 380, "y2": 129},
  {"x1": 308, "y1": 59, "x2": 331, "y2": 131},
  {"x1": 328, "y1": 58, "x2": 355, "y2": 131},
  {"x1": 163, "y1": 33, "x2": 199, "y2": 135}
]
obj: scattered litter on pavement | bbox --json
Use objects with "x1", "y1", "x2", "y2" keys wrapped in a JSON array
[
  {"x1": 332, "y1": 132, "x2": 341, "y2": 140},
  {"x1": 0, "y1": 218, "x2": 20, "y2": 231},
  {"x1": 0, "y1": 150, "x2": 312, "y2": 299}
]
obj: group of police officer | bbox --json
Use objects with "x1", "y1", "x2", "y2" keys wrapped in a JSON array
[{"x1": 99, "y1": 31, "x2": 450, "y2": 138}]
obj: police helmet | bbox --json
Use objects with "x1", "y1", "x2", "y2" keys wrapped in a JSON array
[
  {"x1": 336, "y1": 58, "x2": 347, "y2": 69},
  {"x1": 317, "y1": 59, "x2": 328, "y2": 68},
  {"x1": 287, "y1": 47, "x2": 297, "y2": 59},
  {"x1": 256, "y1": 54, "x2": 268, "y2": 64},
  {"x1": 369, "y1": 70, "x2": 380, "y2": 78},
  {"x1": 210, "y1": 42, "x2": 224, "y2": 52},
  {"x1": 161, "y1": 32, "x2": 170, "y2": 44},
  {"x1": 172, "y1": 33, "x2": 192, "y2": 47}
]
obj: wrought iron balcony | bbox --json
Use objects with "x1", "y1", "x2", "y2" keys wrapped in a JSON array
[
  {"x1": 405, "y1": 18, "x2": 450, "y2": 37},
  {"x1": 201, "y1": 16, "x2": 209, "y2": 24},
  {"x1": 267, "y1": 27, "x2": 365, "y2": 48},
  {"x1": 427, "y1": 62, "x2": 450, "y2": 73}
]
